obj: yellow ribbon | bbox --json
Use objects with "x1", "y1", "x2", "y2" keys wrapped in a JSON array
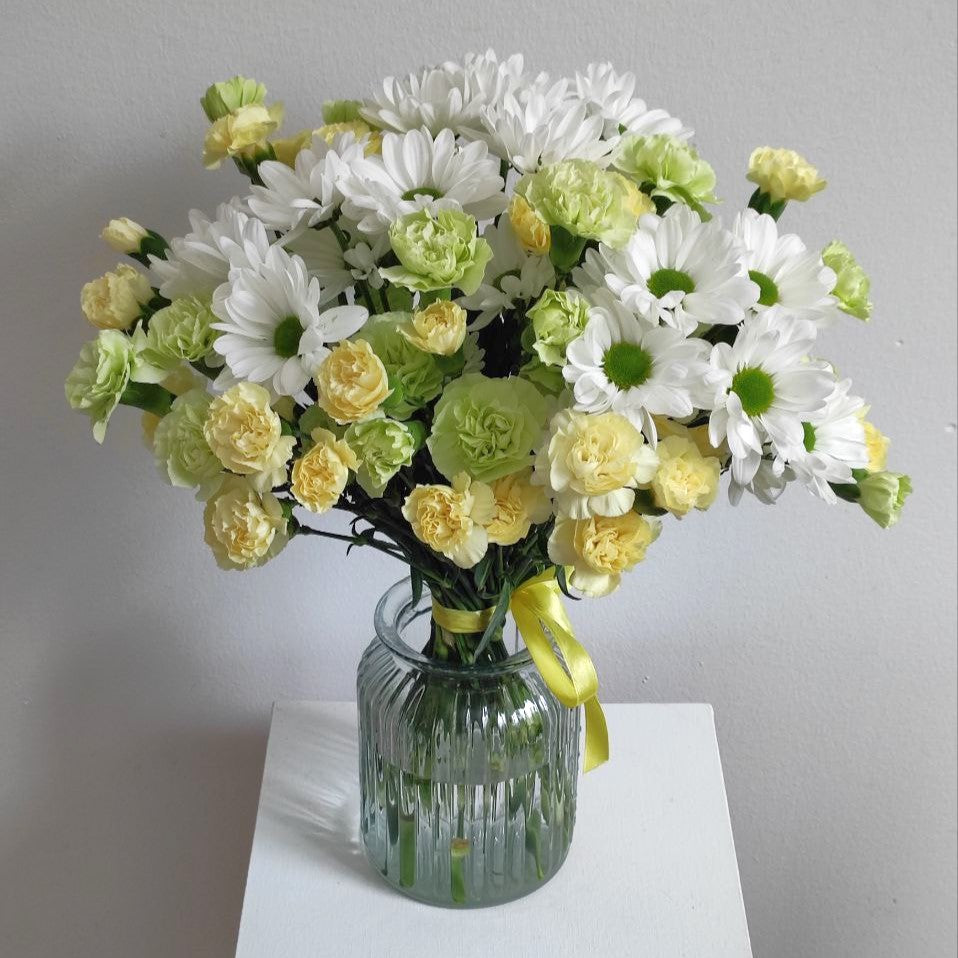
[{"x1": 431, "y1": 569, "x2": 609, "y2": 772}]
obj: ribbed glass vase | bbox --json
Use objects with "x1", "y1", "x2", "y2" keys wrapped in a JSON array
[{"x1": 357, "y1": 579, "x2": 581, "y2": 907}]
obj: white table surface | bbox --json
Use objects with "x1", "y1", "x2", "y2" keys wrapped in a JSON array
[{"x1": 235, "y1": 702, "x2": 752, "y2": 958}]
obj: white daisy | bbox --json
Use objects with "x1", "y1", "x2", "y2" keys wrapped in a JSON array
[
  {"x1": 457, "y1": 217, "x2": 555, "y2": 329},
  {"x1": 361, "y1": 49, "x2": 525, "y2": 135},
  {"x1": 149, "y1": 200, "x2": 270, "y2": 300},
  {"x1": 247, "y1": 132, "x2": 367, "y2": 233},
  {"x1": 728, "y1": 458, "x2": 792, "y2": 505},
  {"x1": 471, "y1": 84, "x2": 611, "y2": 174},
  {"x1": 211, "y1": 245, "x2": 368, "y2": 402},
  {"x1": 599, "y1": 204, "x2": 759, "y2": 335},
  {"x1": 773, "y1": 378, "x2": 868, "y2": 503},
  {"x1": 705, "y1": 309, "x2": 834, "y2": 485},
  {"x1": 563, "y1": 293, "x2": 711, "y2": 443},
  {"x1": 732, "y1": 209, "x2": 838, "y2": 325},
  {"x1": 287, "y1": 225, "x2": 389, "y2": 302},
  {"x1": 338, "y1": 128, "x2": 506, "y2": 236},
  {"x1": 574, "y1": 62, "x2": 691, "y2": 143}
]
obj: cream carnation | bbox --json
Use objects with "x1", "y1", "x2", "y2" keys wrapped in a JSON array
[
  {"x1": 650, "y1": 435, "x2": 721, "y2": 516},
  {"x1": 402, "y1": 472, "x2": 495, "y2": 569},
  {"x1": 486, "y1": 468, "x2": 552, "y2": 545},
  {"x1": 400, "y1": 301, "x2": 467, "y2": 356},
  {"x1": 290, "y1": 428, "x2": 358, "y2": 513},
  {"x1": 203, "y1": 382, "x2": 295, "y2": 490},
  {"x1": 203, "y1": 102, "x2": 284, "y2": 169},
  {"x1": 533, "y1": 409, "x2": 658, "y2": 519},
  {"x1": 315, "y1": 339, "x2": 391, "y2": 424},
  {"x1": 203, "y1": 476, "x2": 288, "y2": 569},
  {"x1": 747, "y1": 147, "x2": 826, "y2": 203},
  {"x1": 81, "y1": 264, "x2": 153, "y2": 330},
  {"x1": 548, "y1": 512, "x2": 660, "y2": 597}
]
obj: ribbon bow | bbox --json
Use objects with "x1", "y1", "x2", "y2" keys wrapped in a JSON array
[{"x1": 432, "y1": 569, "x2": 609, "y2": 772}]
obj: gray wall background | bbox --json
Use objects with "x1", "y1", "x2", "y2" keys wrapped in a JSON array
[{"x1": 1, "y1": 1, "x2": 955, "y2": 955}]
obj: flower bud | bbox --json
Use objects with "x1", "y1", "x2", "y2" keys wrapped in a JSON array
[
  {"x1": 858, "y1": 471, "x2": 912, "y2": 528},
  {"x1": 101, "y1": 217, "x2": 148, "y2": 254}
]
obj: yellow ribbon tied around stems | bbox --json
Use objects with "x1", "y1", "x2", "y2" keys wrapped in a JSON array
[{"x1": 431, "y1": 569, "x2": 609, "y2": 772}]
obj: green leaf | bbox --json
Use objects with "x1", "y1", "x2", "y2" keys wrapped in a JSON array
[
  {"x1": 632, "y1": 487, "x2": 668, "y2": 517},
  {"x1": 830, "y1": 481, "x2": 861, "y2": 503},
  {"x1": 410, "y1": 568, "x2": 424, "y2": 607},
  {"x1": 474, "y1": 583, "x2": 512, "y2": 659},
  {"x1": 548, "y1": 226, "x2": 587, "y2": 273},
  {"x1": 473, "y1": 553, "x2": 493, "y2": 593},
  {"x1": 555, "y1": 565, "x2": 579, "y2": 601}
]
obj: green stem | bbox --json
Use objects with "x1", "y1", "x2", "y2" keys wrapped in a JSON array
[{"x1": 120, "y1": 381, "x2": 173, "y2": 417}]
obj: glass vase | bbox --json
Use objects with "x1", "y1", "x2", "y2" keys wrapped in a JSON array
[{"x1": 357, "y1": 578, "x2": 581, "y2": 907}]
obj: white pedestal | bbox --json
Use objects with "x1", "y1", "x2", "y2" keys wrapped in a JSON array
[{"x1": 235, "y1": 702, "x2": 752, "y2": 958}]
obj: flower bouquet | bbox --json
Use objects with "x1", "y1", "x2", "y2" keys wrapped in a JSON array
[{"x1": 66, "y1": 51, "x2": 910, "y2": 907}]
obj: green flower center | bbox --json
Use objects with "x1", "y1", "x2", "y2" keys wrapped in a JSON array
[
  {"x1": 749, "y1": 270, "x2": 780, "y2": 306},
  {"x1": 731, "y1": 366, "x2": 775, "y2": 416},
  {"x1": 401, "y1": 186, "x2": 444, "y2": 201},
  {"x1": 273, "y1": 315, "x2": 304, "y2": 359},
  {"x1": 802, "y1": 421, "x2": 817, "y2": 452},
  {"x1": 647, "y1": 267, "x2": 695, "y2": 299},
  {"x1": 603, "y1": 342, "x2": 654, "y2": 389}
]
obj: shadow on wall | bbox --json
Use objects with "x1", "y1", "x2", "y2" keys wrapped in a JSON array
[{"x1": 0, "y1": 609, "x2": 270, "y2": 958}]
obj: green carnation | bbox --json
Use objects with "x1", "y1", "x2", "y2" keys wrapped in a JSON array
[
  {"x1": 360, "y1": 313, "x2": 445, "y2": 418},
  {"x1": 322, "y1": 99, "x2": 363, "y2": 124},
  {"x1": 519, "y1": 159, "x2": 637, "y2": 249},
  {"x1": 380, "y1": 209, "x2": 493, "y2": 295},
  {"x1": 528, "y1": 289, "x2": 590, "y2": 366},
  {"x1": 612, "y1": 134, "x2": 717, "y2": 211},
  {"x1": 345, "y1": 417, "x2": 424, "y2": 497},
  {"x1": 143, "y1": 296, "x2": 218, "y2": 368},
  {"x1": 153, "y1": 389, "x2": 223, "y2": 498},
  {"x1": 822, "y1": 241, "x2": 872, "y2": 321},
  {"x1": 427, "y1": 373, "x2": 548, "y2": 483},
  {"x1": 858, "y1": 471, "x2": 911, "y2": 528},
  {"x1": 201, "y1": 76, "x2": 268, "y2": 121},
  {"x1": 65, "y1": 329, "x2": 164, "y2": 442}
]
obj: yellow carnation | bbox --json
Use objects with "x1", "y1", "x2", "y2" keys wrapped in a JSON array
[
  {"x1": 653, "y1": 415, "x2": 726, "y2": 462},
  {"x1": 651, "y1": 435, "x2": 721, "y2": 516},
  {"x1": 400, "y1": 300, "x2": 467, "y2": 356},
  {"x1": 203, "y1": 102, "x2": 284, "y2": 169},
  {"x1": 549, "y1": 512, "x2": 660, "y2": 597},
  {"x1": 862, "y1": 418, "x2": 890, "y2": 474},
  {"x1": 290, "y1": 428, "x2": 358, "y2": 513},
  {"x1": 402, "y1": 472, "x2": 495, "y2": 569},
  {"x1": 101, "y1": 217, "x2": 148, "y2": 254},
  {"x1": 80, "y1": 263, "x2": 152, "y2": 330},
  {"x1": 533, "y1": 409, "x2": 659, "y2": 519},
  {"x1": 486, "y1": 468, "x2": 553, "y2": 546},
  {"x1": 747, "y1": 147, "x2": 826, "y2": 203},
  {"x1": 612, "y1": 172, "x2": 656, "y2": 220},
  {"x1": 508, "y1": 194, "x2": 551, "y2": 255},
  {"x1": 203, "y1": 382, "x2": 295, "y2": 490},
  {"x1": 316, "y1": 120, "x2": 382, "y2": 154},
  {"x1": 203, "y1": 477, "x2": 288, "y2": 570},
  {"x1": 315, "y1": 339, "x2": 391, "y2": 424},
  {"x1": 269, "y1": 129, "x2": 314, "y2": 167}
]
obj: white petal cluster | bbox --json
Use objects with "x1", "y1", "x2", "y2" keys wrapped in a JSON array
[
  {"x1": 211, "y1": 245, "x2": 368, "y2": 402},
  {"x1": 150, "y1": 201, "x2": 270, "y2": 300}
]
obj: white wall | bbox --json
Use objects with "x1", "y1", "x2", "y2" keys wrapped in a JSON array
[{"x1": 1, "y1": 1, "x2": 955, "y2": 954}]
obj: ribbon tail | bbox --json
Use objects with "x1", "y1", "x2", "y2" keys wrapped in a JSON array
[{"x1": 582, "y1": 697, "x2": 609, "y2": 772}]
